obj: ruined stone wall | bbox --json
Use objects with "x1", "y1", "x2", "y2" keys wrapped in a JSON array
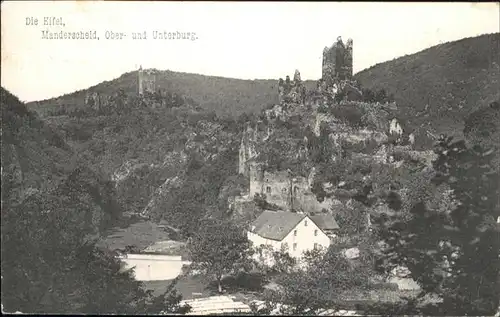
[
  {"x1": 259, "y1": 170, "x2": 292, "y2": 206},
  {"x1": 278, "y1": 70, "x2": 306, "y2": 105},
  {"x1": 230, "y1": 196, "x2": 260, "y2": 224},
  {"x1": 248, "y1": 162, "x2": 265, "y2": 198},
  {"x1": 295, "y1": 191, "x2": 332, "y2": 213},
  {"x1": 247, "y1": 164, "x2": 323, "y2": 211},
  {"x1": 85, "y1": 91, "x2": 101, "y2": 110},
  {"x1": 314, "y1": 112, "x2": 338, "y2": 136},
  {"x1": 84, "y1": 91, "x2": 127, "y2": 111},
  {"x1": 265, "y1": 105, "x2": 286, "y2": 122}
]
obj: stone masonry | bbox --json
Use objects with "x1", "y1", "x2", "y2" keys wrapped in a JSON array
[{"x1": 138, "y1": 66, "x2": 157, "y2": 95}]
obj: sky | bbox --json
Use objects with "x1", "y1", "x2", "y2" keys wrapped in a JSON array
[{"x1": 1, "y1": 1, "x2": 499, "y2": 102}]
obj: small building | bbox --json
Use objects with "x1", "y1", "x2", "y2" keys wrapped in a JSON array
[
  {"x1": 247, "y1": 210, "x2": 331, "y2": 265},
  {"x1": 174, "y1": 296, "x2": 251, "y2": 315},
  {"x1": 309, "y1": 213, "x2": 340, "y2": 239},
  {"x1": 120, "y1": 253, "x2": 190, "y2": 281},
  {"x1": 119, "y1": 239, "x2": 190, "y2": 281}
]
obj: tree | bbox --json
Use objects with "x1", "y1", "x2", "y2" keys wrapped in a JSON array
[
  {"x1": 254, "y1": 193, "x2": 281, "y2": 211},
  {"x1": 375, "y1": 135, "x2": 500, "y2": 315},
  {"x1": 334, "y1": 200, "x2": 369, "y2": 236},
  {"x1": 375, "y1": 89, "x2": 387, "y2": 103},
  {"x1": 187, "y1": 219, "x2": 253, "y2": 293},
  {"x1": 0, "y1": 88, "x2": 189, "y2": 314},
  {"x1": 254, "y1": 244, "x2": 296, "y2": 276},
  {"x1": 145, "y1": 277, "x2": 191, "y2": 315},
  {"x1": 0, "y1": 177, "x2": 189, "y2": 314},
  {"x1": 260, "y1": 246, "x2": 372, "y2": 315}
]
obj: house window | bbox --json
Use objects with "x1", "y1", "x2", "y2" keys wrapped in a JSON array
[
  {"x1": 314, "y1": 229, "x2": 318, "y2": 236},
  {"x1": 293, "y1": 243, "x2": 297, "y2": 251},
  {"x1": 294, "y1": 230, "x2": 297, "y2": 236},
  {"x1": 294, "y1": 186, "x2": 299, "y2": 193},
  {"x1": 314, "y1": 243, "x2": 318, "y2": 250},
  {"x1": 266, "y1": 186, "x2": 271, "y2": 193},
  {"x1": 304, "y1": 220, "x2": 308, "y2": 227}
]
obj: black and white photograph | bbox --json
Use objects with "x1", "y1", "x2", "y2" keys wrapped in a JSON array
[{"x1": 1, "y1": 1, "x2": 499, "y2": 315}]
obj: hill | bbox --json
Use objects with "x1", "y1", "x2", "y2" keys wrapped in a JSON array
[
  {"x1": 1, "y1": 87, "x2": 123, "y2": 235},
  {"x1": 1, "y1": 87, "x2": 159, "y2": 314},
  {"x1": 463, "y1": 100, "x2": 500, "y2": 170},
  {"x1": 27, "y1": 70, "x2": 316, "y2": 118},
  {"x1": 17, "y1": 33, "x2": 500, "y2": 234},
  {"x1": 27, "y1": 34, "x2": 499, "y2": 137},
  {"x1": 20, "y1": 82, "x2": 248, "y2": 237},
  {"x1": 355, "y1": 33, "x2": 500, "y2": 138}
]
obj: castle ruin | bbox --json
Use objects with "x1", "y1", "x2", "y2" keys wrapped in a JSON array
[
  {"x1": 278, "y1": 70, "x2": 307, "y2": 105},
  {"x1": 314, "y1": 36, "x2": 361, "y2": 104},
  {"x1": 238, "y1": 120, "x2": 330, "y2": 213},
  {"x1": 322, "y1": 36, "x2": 353, "y2": 84},
  {"x1": 235, "y1": 36, "x2": 359, "y2": 215},
  {"x1": 138, "y1": 66, "x2": 157, "y2": 95},
  {"x1": 231, "y1": 35, "x2": 429, "y2": 227},
  {"x1": 85, "y1": 91, "x2": 101, "y2": 110}
]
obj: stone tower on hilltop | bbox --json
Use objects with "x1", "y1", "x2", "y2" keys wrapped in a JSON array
[
  {"x1": 322, "y1": 36, "x2": 353, "y2": 85},
  {"x1": 138, "y1": 66, "x2": 157, "y2": 95}
]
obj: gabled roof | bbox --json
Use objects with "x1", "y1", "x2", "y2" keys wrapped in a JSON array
[
  {"x1": 143, "y1": 240, "x2": 186, "y2": 254},
  {"x1": 310, "y1": 214, "x2": 340, "y2": 231},
  {"x1": 250, "y1": 210, "x2": 306, "y2": 241}
]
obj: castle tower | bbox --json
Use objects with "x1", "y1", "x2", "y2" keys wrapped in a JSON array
[
  {"x1": 345, "y1": 39, "x2": 353, "y2": 79},
  {"x1": 322, "y1": 36, "x2": 353, "y2": 83},
  {"x1": 248, "y1": 162, "x2": 264, "y2": 198},
  {"x1": 278, "y1": 70, "x2": 306, "y2": 105},
  {"x1": 138, "y1": 66, "x2": 156, "y2": 95},
  {"x1": 322, "y1": 45, "x2": 336, "y2": 85},
  {"x1": 138, "y1": 66, "x2": 144, "y2": 95}
]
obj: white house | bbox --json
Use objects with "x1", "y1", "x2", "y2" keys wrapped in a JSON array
[
  {"x1": 247, "y1": 210, "x2": 331, "y2": 265},
  {"x1": 119, "y1": 240, "x2": 191, "y2": 281},
  {"x1": 119, "y1": 254, "x2": 191, "y2": 281},
  {"x1": 309, "y1": 213, "x2": 340, "y2": 239}
]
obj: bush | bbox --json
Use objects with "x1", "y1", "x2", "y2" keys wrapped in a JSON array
[
  {"x1": 317, "y1": 104, "x2": 329, "y2": 113},
  {"x1": 330, "y1": 104, "x2": 364, "y2": 127}
]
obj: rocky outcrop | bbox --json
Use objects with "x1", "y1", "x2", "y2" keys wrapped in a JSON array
[
  {"x1": 140, "y1": 175, "x2": 184, "y2": 217},
  {"x1": 112, "y1": 160, "x2": 148, "y2": 185},
  {"x1": 278, "y1": 70, "x2": 307, "y2": 105},
  {"x1": 227, "y1": 36, "x2": 434, "y2": 226},
  {"x1": 113, "y1": 151, "x2": 188, "y2": 215}
]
